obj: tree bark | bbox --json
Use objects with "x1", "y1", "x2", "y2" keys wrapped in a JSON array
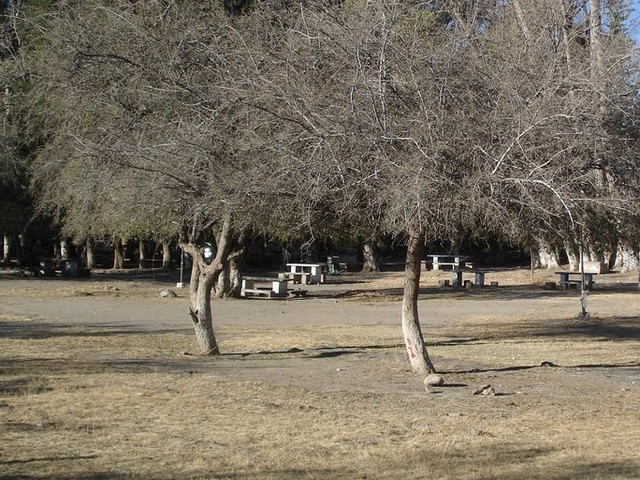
[
  {"x1": 214, "y1": 267, "x2": 228, "y2": 299},
  {"x1": 615, "y1": 244, "x2": 639, "y2": 273},
  {"x1": 113, "y1": 236, "x2": 124, "y2": 269},
  {"x1": 564, "y1": 240, "x2": 580, "y2": 271},
  {"x1": 228, "y1": 254, "x2": 242, "y2": 296},
  {"x1": 589, "y1": 0, "x2": 604, "y2": 79},
  {"x1": 534, "y1": 238, "x2": 560, "y2": 269},
  {"x1": 216, "y1": 229, "x2": 246, "y2": 298},
  {"x1": 361, "y1": 243, "x2": 380, "y2": 273},
  {"x1": 84, "y1": 238, "x2": 95, "y2": 269},
  {"x1": 558, "y1": 0, "x2": 574, "y2": 71},
  {"x1": 216, "y1": 245, "x2": 243, "y2": 298},
  {"x1": 188, "y1": 261, "x2": 220, "y2": 355},
  {"x1": 60, "y1": 239, "x2": 69, "y2": 260},
  {"x1": 402, "y1": 227, "x2": 436, "y2": 374},
  {"x1": 162, "y1": 241, "x2": 172, "y2": 269},
  {"x1": 138, "y1": 239, "x2": 146, "y2": 268},
  {"x1": 17, "y1": 232, "x2": 32, "y2": 267},
  {"x1": 512, "y1": 0, "x2": 532, "y2": 41},
  {"x1": 2, "y1": 234, "x2": 11, "y2": 263}
]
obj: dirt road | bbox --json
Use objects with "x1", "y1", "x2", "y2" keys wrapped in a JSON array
[{"x1": 2, "y1": 276, "x2": 639, "y2": 331}]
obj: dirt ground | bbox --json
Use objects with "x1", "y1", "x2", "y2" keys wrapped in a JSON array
[
  {"x1": 1, "y1": 266, "x2": 639, "y2": 392},
  {"x1": 1, "y1": 266, "x2": 639, "y2": 479}
]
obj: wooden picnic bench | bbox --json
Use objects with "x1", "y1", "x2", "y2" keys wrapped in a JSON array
[
  {"x1": 241, "y1": 276, "x2": 289, "y2": 298},
  {"x1": 555, "y1": 271, "x2": 596, "y2": 291}
]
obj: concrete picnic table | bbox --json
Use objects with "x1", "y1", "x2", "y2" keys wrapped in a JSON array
[
  {"x1": 285, "y1": 263, "x2": 326, "y2": 284},
  {"x1": 426, "y1": 254, "x2": 469, "y2": 271}
]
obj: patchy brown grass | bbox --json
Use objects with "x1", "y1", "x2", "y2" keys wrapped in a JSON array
[{"x1": 1, "y1": 271, "x2": 640, "y2": 479}]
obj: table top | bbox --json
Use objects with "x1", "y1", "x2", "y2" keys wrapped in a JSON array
[
  {"x1": 555, "y1": 271, "x2": 597, "y2": 275},
  {"x1": 242, "y1": 276, "x2": 285, "y2": 281},
  {"x1": 286, "y1": 263, "x2": 323, "y2": 267}
]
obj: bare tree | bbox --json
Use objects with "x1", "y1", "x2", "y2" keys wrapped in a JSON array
[
  {"x1": 267, "y1": 0, "x2": 640, "y2": 372},
  {"x1": 24, "y1": 1, "x2": 325, "y2": 354}
]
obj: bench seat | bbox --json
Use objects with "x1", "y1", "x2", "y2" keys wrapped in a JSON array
[{"x1": 241, "y1": 276, "x2": 288, "y2": 298}]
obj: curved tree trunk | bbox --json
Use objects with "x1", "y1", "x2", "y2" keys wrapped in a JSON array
[
  {"x1": 183, "y1": 214, "x2": 234, "y2": 355},
  {"x1": 402, "y1": 227, "x2": 436, "y2": 374},
  {"x1": 361, "y1": 243, "x2": 380, "y2": 273},
  {"x1": 534, "y1": 238, "x2": 560, "y2": 269},
  {"x1": 564, "y1": 240, "x2": 579, "y2": 271},
  {"x1": 188, "y1": 261, "x2": 219, "y2": 355}
]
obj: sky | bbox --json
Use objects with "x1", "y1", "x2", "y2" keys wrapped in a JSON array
[{"x1": 630, "y1": 1, "x2": 640, "y2": 44}]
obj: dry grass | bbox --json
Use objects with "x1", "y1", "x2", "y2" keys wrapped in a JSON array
[{"x1": 1, "y1": 271, "x2": 640, "y2": 479}]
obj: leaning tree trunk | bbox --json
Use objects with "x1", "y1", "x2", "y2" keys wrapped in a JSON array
[
  {"x1": 215, "y1": 230, "x2": 246, "y2": 298},
  {"x1": 402, "y1": 227, "x2": 436, "y2": 374},
  {"x1": 361, "y1": 243, "x2": 380, "y2": 273},
  {"x1": 215, "y1": 267, "x2": 229, "y2": 299},
  {"x1": 216, "y1": 247, "x2": 244, "y2": 298}
]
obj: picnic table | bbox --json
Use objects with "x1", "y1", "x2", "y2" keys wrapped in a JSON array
[
  {"x1": 285, "y1": 263, "x2": 325, "y2": 284},
  {"x1": 451, "y1": 269, "x2": 488, "y2": 288},
  {"x1": 241, "y1": 276, "x2": 289, "y2": 298},
  {"x1": 426, "y1": 254, "x2": 468, "y2": 271},
  {"x1": 555, "y1": 271, "x2": 596, "y2": 291}
]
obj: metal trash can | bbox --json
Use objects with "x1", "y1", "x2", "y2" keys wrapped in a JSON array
[
  {"x1": 327, "y1": 256, "x2": 340, "y2": 275},
  {"x1": 39, "y1": 259, "x2": 54, "y2": 277},
  {"x1": 65, "y1": 259, "x2": 79, "y2": 277}
]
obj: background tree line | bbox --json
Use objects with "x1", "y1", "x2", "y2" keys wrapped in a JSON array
[{"x1": 1, "y1": 0, "x2": 639, "y2": 372}]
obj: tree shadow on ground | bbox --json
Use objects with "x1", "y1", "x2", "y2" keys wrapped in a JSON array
[
  {"x1": 391, "y1": 443, "x2": 640, "y2": 480},
  {"x1": 0, "y1": 266, "x2": 182, "y2": 283},
  {"x1": 440, "y1": 314, "x2": 640, "y2": 343},
  {"x1": 0, "y1": 322, "x2": 191, "y2": 340},
  {"x1": 313, "y1": 282, "x2": 639, "y2": 301},
  {"x1": 0, "y1": 469, "x2": 347, "y2": 480},
  {"x1": 11, "y1": 443, "x2": 635, "y2": 480}
]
